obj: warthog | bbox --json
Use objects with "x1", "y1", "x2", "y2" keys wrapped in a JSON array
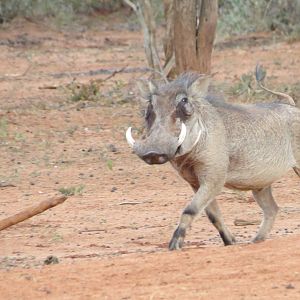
[{"x1": 126, "y1": 69, "x2": 299, "y2": 250}]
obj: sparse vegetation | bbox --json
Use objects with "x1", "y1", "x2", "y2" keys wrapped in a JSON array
[
  {"x1": 66, "y1": 78, "x2": 131, "y2": 105},
  {"x1": 227, "y1": 71, "x2": 300, "y2": 104},
  {"x1": 229, "y1": 72, "x2": 257, "y2": 101},
  {"x1": 51, "y1": 233, "x2": 64, "y2": 243},
  {"x1": 58, "y1": 184, "x2": 85, "y2": 196},
  {"x1": 68, "y1": 80, "x2": 102, "y2": 102},
  {"x1": 14, "y1": 132, "x2": 26, "y2": 142},
  {"x1": 0, "y1": 117, "x2": 8, "y2": 139},
  {"x1": 106, "y1": 159, "x2": 113, "y2": 171}
]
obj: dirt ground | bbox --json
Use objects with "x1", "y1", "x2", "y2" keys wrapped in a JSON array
[{"x1": 0, "y1": 17, "x2": 300, "y2": 299}]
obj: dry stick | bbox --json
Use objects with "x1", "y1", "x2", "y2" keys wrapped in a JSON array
[
  {"x1": 79, "y1": 229, "x2": 107, "y2": 234},
  {"x1": 39, "y1": 66, "x2": 128, "y2": 90},
  {"x1": 97, "y1": 65, "x2": 128, "y2": 83},
  {"x1": 234, "y1": 219, "x2": 260, "y2": 226},
  {"x1": 0, "y1": 196, "x2": 68, "y2": 231},
  {"x1": 38, "y1": 85, "x2": 58, "y2": 90},
  {"x1": 0, "y1": 183, "x2": 16, "y2": 188},
  {"x1": 123, "y1": 0, "x2": 168, "y2": 82},
  {"x1": 118, "y1": 201, "x2": 143, "y2": 205}
]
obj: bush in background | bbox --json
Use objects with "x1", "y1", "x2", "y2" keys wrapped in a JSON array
[
  {"x1": 218, "y1": 0, "x2": 300, "y2": 38},
  {"x1": 0, "y1": 0, "x2": 299, "y2": 40},
  {"x1": 0, "y1": 0, "x2": 122, "y2": 24}
]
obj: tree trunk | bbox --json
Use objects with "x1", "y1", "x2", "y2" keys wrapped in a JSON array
[
  {"x1": 173, "y1": 0, "x2": 218, "y2": 74},
  {"x1": 163, "y1": 0, "x2": 176, "y2": 78},
  {"x1": 173, "y1": 0, "x2": 198, "y2": 74},
  {"x1": 196, "y1": 0, "x2": 218, "y2": 73}
]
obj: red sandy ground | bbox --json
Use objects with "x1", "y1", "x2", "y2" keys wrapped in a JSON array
[{"x1": 0, "y1": 18, "x2": 299, "y2": 299}]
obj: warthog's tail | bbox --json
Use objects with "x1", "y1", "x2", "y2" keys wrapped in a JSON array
[{"x1": 255, "y1": 64, "x2": 295, "y2": 106}]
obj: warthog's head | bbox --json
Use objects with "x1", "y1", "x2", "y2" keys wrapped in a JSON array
[{"x1": 126, "y1": 73, "x2": 209, "y2": 165}]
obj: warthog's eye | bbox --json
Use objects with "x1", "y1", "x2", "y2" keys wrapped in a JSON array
[
  {"x1": 181, "y1": 97, "x2": 188, "y2": 103},
  {"x1": 176, "y1": 96, "x2": 193, "y2": 120}
]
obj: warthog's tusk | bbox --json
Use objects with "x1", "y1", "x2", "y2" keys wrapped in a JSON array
[
  {"x1": 178, "y1": 123, "x2": 187, "y2": 146},
  {"x1": 126, "y1": 127, "x2": 135, "y2": 147},
  {"x1": 176, "y1": 120, "x2": 203, "y2": 157},
  {"x1": 190, "y1": 120, "x2": 205, "y2": 149},
  {"x1": 190, "y1": 128, "x2": 202, "y2": 149}
]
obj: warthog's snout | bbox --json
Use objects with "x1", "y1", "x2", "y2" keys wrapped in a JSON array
[
  {"x1": 126, "y1": 124, "x2": 187, "y2": 164},
  {"x1": 141, "y1": 151, "x2": 169, "y2": 165}
]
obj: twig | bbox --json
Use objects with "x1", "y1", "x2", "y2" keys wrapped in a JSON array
[
  {"x1": 0, "y1": 196, "x2": 68, "y2": 231},
  {"x1": 38, "y1": 85, "x2": 58, "y2": 90},
  {"x1": 0, "y1": 183, "x2": 16, "y2": 188},
  {"x1": 97, "y1": 66, "x2": 128, "y2": 83},
  {"x1": 163, "y1": 54, "x2": 175, "y2": 80},
  {"x1": 263, "y1": 0, "x2": 274, "y2": 18},
  {"x1": 0, "y1": 67, "x2": 150, "y2": 81},
  {"x1": 123, "y1": 0, "x2": 165, "y2": 81},
  {"x1": 234, "y1": 218, "x2": 260, "y2": 226},
  {"x1": 118, "y1": 201, "x2": 143, "y2": 205},
  {"x1": 79, "y1": 229, "x2": 107, "y2": 234}
]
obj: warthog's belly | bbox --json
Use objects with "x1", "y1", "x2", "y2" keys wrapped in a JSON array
[{"x1": 225, "y1": 163, "x2": 293, "y2": 191}]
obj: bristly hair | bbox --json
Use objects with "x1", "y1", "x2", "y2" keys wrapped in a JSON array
[{"x1": 155, "y1": 72, "x2": 206, "y2": 96}]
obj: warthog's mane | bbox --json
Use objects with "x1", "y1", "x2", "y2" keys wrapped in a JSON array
[
  {"x1": 156, "y1": 72, "x2": 205, "y2": 96},
  {"x1": 152, "y1": 72, "x2": 286, "y2": 118},
  {"x1": 156, "y1": 72, "x2": 247, "y2": 114}
]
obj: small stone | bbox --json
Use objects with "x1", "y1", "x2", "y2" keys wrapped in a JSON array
[
  {"x1": 111, "y1": 187, "x2": 117, "y2": 192},
  {"x1": 285, "y1": 284, "x2": 295, "y2": 289},
  {"x1": 108, "y1": 144, "x2": 118, "y2": 153},
  {"x1": 44, "y1": 255, "x2": 59, "y2": 265}
]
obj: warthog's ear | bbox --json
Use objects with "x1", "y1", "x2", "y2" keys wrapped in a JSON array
[
  {"x1": 136, "y1": 80, "x2": 157, "y2": 100},
  {"x1": 188, "y1": 75, "x2": 210, "y2": 98}
]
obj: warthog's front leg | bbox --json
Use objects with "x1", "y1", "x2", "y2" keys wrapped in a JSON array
[
  {"x1": 251, "y1": 186, "x2": 279, "y2": 243},
  {"x1": 169, "y1": 179, "x2": 224, "y2": 250}
]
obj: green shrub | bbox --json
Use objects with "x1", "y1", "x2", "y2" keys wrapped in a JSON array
[
  {"x1": 0, "y1": 0, "x2": 122, "y2": 23},
  {"x1": 218, "y1": 0, "x2": 300, "y2": 38}
]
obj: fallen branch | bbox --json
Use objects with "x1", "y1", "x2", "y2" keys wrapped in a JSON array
[{"x1": 0, "y1": 196, "x2": 68, "y2": 231}]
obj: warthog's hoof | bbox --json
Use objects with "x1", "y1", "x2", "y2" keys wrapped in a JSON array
[
  {"x1": 169, "y1": 236, "x2": 184, "y2": 250},
  {"x1": 220, "y1": 232, "x2": 236, "y2": 246},
  {"x1": 250, "y1": 236, "x2": 266, "y2": 244},
  {"x1": 168, "y1": 227, "x2": 186, "y2": 250}
]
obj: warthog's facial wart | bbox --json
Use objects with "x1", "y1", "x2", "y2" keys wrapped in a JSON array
[{"x1": 125, "y1": 73, "x2": 209, "y2": 165}]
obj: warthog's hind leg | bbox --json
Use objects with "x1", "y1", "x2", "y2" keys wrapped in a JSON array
[
  {"x1": 251, "y1": 186, "x2": 279, "y2": 243},
  {"x1": 205, "y1": 199, "x2": 236, "y2": 245}
]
